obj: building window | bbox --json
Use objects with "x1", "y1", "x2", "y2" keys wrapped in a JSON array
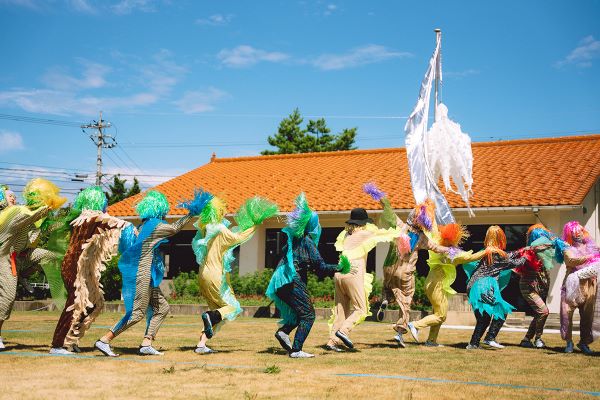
[{"x1": 265, "y1": 227, "x2": 376, "y2": 273}]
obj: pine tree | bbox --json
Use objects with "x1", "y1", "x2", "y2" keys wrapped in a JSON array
[
  {"x1": 261, "y1": 108, "x2": 357, "y2": 155},
  {"x1": 107, "y1": 175, "x2": 140, "y2": 205}
]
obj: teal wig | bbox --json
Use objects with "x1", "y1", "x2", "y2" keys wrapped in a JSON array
[
  {"x1": 135, "y1": 190, "x2": 170, "y2": 219},
  {"x1": 73, "y1": 186, "x2": 108, "y2": 212}
]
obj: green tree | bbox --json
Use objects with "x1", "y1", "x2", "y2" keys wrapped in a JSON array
[
  {"x1": 261, "y1": 108, "x2": 357, "y2": 155},
  {"x1": 107, "y1": 175, "x2": 141, "y2": 205}
]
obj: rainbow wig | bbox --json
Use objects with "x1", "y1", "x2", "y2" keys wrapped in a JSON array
[
  {"x1": 439, "y1": 223, "x2": 469, "y2": 247},
  {"x1": 199, "y1": 196, "x2": 227, "y2": 226},
  {"x1": 526, "y1": 224, "x2": 549, "y2": 245},
  {"x1": 407, "y1": 199, "x2": 436, "y2": 231},
  {"x1": 562, "y1": 221, "x2": 591, "y2": 245},
  {"x1": 135, "y1": 190, "x2": 170, "y2": 219},
  {"x1": 23, "y1": 178, "x2": 66, "y2": 210},
  {"x1": 73, "y1": 186, "x2": 108, "y2": 212},
  {"x1": 483, "y1": 225, "x2": 507, "y2": 262},
  {"x1": 0, "y1": 185, "x2": 9, "y2": 210},
  {"x1": 286, "y1": 193, "x2": 321, "y2": 244}
]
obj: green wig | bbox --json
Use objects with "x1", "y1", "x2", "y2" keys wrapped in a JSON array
[
  {"x1": 135, "y1": 190, "x2": 170, "y2": 219},
  {"x1": 73, "y1": 186, "x2": 108, "y2": 212}
]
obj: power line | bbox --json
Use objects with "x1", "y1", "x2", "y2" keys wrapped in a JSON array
[{"x1": 0, "y1": 113, "x2": 83, "y2": 127}]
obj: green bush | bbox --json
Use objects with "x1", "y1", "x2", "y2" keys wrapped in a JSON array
[
  {"x1": 101, "y1": 255, "x2": 122, "y2": 301},
  {"x1": 172, "y1": 271, "x2": 200, "y2": 298}
]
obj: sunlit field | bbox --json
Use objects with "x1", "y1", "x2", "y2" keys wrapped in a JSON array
[{"x1": 1, "y1": 311, "x2": 599, "y2": 400}]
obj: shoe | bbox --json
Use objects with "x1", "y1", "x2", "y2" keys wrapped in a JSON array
[
  {"x1": 394, "y1": 333, "x2": 406, "y2": 348},
  {"x1": 465, "y1": 344, "x2": 480, "y2": 350},
  {"x1": 289, "y1": 351, "x2": 315, "y2": 358},
  {"x1": 335, "y1": 330, "x2": 354, "y2": 349},
  {"x1": 275, "y1": 331, "x2": 292, "y2": 352},
  {"x1": 70, "y1": 344, "x2": 82, "y2": 353},
  {"x1": 95, "y1": 340, "x2": 119, "y2": 357},
  {"x1": 194, "y1": 346, "x2": 216, "y2": 354},
  {"x1": 325, "y1": 344, "x2": 343, "y2": 352},
  {"x1": 49, "y1": 347, "x2": 74, "y2": 355},
  {"x1": 577, "y1": 342, "x2": 593, "y2": 355},
  {"x1": 139, "y1": 345, "x2": 163, "y2": 356},
  {"x1": 564, "y1": 341, "x2": 574, "y2": 353},
  {"x1": 407, "y1": 322, "x2": 419, "y2": 343},
  {"x1": 482, "y1": 340, "x2": 505, "y2": 349},
  {"x1": 519, "y1": 339, "x2": 534, "y2": 349},
  {"x1": 202, "y1": 312, "x2": 214, "y2": 339},
  {"x1": 376, "y1": 300, "x2": 388, "y2": 322},
  {"x1": 534, "y1": 338, "x2": 545, "y2": 349},
  {"x1": 0, "y1": 337, "x2": 5, "y2": 350},
  {"x1": 424, "y1": 341, "x2": 444, "y2": 347}
]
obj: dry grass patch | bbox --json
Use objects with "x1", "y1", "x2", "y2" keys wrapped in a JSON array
[{"x1": 1, "y1": 311, "x2": 599, "y2": 399}]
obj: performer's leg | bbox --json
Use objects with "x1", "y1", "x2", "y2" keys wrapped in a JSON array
[
  {"x1": 0, "y1": 259, "x2": 18, "y2": 331},
  {"x1": 469, "y1": 310, "x2": 491, "y2": 346},
  {"x1": 579, "y1": 298, "x2": 595, "y2": 346},
  {"x1": 51, "y1": 257, "x2": 78, "y2": 350},
  {"x1": 327, "y1": 275, "x2": 349, "y2": 347},
  {"x1": 560, "y1": 284, "x2": 575, "y2": 342},
  {"x1": 412, "y1": 271, "x2": 447, "y2": 342},
  {"x1": 393, "y1": 263, "x2": 416, "y2": 334},
  {"x1": 288, "y1": 283, "x2": 315, "y2": 352},
  {"x1": 484, "y1": 317, "x2": 505, "y2": 342},
  {"x1": 338, "y1": 275, "x2": 367, "y2": 337},
  {"x1": 524, "y1": 289, "x2": 549, "y2": 341},
  {"x1": 275, "y1": 283, "x2": 299, "y2": 335},
  {"x1": 107, "y1": 277, "x2": 151, "y2": 340},
  {"x1": 143, "y1": 287, "x2": 170, "y2": 344}
]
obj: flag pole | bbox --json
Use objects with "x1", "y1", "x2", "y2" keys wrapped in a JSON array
[{"x1": 434, "y1": 28, "x2": 441, "y2": 121}]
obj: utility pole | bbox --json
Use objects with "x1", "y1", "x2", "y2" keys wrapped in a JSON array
[{"x1": 81, "y1": 111, "x2": 116, "y2": 185}]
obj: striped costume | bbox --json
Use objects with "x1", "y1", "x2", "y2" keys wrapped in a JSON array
[
  {"x1": 110, "y1": 215, "x2": 191, "y2": 339},
  {"x1": 0, "y1": 206, "x2": 50, "y2": 322}
]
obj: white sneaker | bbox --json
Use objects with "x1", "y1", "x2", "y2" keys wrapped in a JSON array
[
  {"x1": 483, "y1": 340, "x2": 505, "y2": 349},
  {"x1": 407, "y1": 322, "x2": 419, "y2": 343},
  {"x1": 194, "y1": 345, "x2": 216, "y2": 354},
  {"x1": 325, "y1": 344, "x2": 343, "y2": 352},
  {"x1": 289, "y1": 351, "x2": 315, "y2": 358},
  {"x1": 49, "y1": 347, "x2": 74, "y2": 355},
  {"x1": 0, "y1": 337, "x2": 5, "y2": 350},
  {"x1": 95, "y1": 340, "x2": 119, "y2": 357},
  {"x1": 139, "y1": 345, "x2": 163, "y2": 356},
  {"x1": 534, "y1": 338, "x2": 545, "y2": 349},
  {"x1": 465, "y1": 344, "x2": 480, "y2": 350},
  {"x1": 394, "y1": 333, "x2": 406, "y2": 348}
]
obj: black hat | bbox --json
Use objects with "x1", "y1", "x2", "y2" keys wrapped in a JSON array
[{"x1": 346, "y1": 208, "x2": 373, "y2": 226}]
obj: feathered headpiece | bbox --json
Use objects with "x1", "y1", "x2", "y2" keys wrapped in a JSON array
[
  {"x1": 135, "y1": 190, "x2": 170, "y2": 219},
  {"x1": 73, "y1": 186, "x2": 108, "y2": 212},
  {"x1": 526, "y1": 224, "x2": 548, "y2": 245},
  {"x1": 527, "y1": 224, "x2": 568, "y2": 264},
  {"x1": 0, "y1": 185, "x2": 10, "y2": 210},
  {"x1": 199, "y1": 196, "x2": 227, "y2": 225},
  {"x1": 286, "y1": 193, "x2": 320, "y2": 244},
  {"x1": 178, "y1": 188, "x2": 213, "y2": 217},
  {"x1": 407, "y1": 199, "x2": 436, "y2": 231},
  {"x1": 562, "y1": 221, "x2": 591, "y2": 246},
  {"x1": 23, "y1": 178, "x2": 66, "y2": 210},
  {"x1": 439, "y1": 223, "x2": 469, "y2": 247}
]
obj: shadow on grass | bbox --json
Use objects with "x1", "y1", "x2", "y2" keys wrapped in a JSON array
[
  {"x1": 4, "y1": 343, "x2": 49, "y2": 352},
  {"x1": 316, "y1": 344, "x2": 359, "y2": 353},
  {"x1": 176, "y1": 346, "x2": 233, "y2": 354},
  {"x1": 257, "y1": 346, "x2": 288, "y2": 355}
]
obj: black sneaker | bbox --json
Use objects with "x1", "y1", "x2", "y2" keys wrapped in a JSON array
[
  {"x1": 335, "y1": 330, "x2": 354, "y2": 349},
  {"x1": 202, "y1": 312, "x2": 214, "y2": 339}
]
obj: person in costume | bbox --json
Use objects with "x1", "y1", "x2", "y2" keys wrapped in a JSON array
[
  {"x1": 96, "y1": 190, "x2": 208, "y2": 357},
  {"x1": 266, "y1": 193, "x2": 345, "y2": 358},
  {"x1": 194, "y1": 195, "x2": 278, "y2": 354},
  {"x1": 561, "y1": 221, "x2": 599, "y2": 355},
  {"x1": 463, "y1": 225, "x2": 545, "y2": 350},
  {"x1": 325, "y1": 207, "x2": 409, "y2": 351},
  {"x1": 517, "y1": 224, "x2": 567, "y2": 349},
  {"x1": 49, "y1": 186, "x2": 130, "y2": 355},
  {"x1": 407, "y1": 223, "x2": 484, "y2": 347},
  {"x1": 0, "y1": 185, "x2": 17, "y2": 210},
  {"x1": 364, "y1": 185, "x2": 449, "y2": 347},
  {"x1": 0, "y1": 179, "x2": 66, "y2": 350}
]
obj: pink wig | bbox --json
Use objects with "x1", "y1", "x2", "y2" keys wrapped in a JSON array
[{"x1": 562, "y1": 221, "x2": 590, "y2": 245}]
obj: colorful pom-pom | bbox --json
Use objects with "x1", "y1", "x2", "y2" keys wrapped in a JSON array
[{"x1": 363, "y1": 182, "x2": 386, "y2": 202}]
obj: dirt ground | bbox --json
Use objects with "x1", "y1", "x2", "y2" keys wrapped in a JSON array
[{"x1": 0, "y1": 311, "x2": 599, "y2": 399}]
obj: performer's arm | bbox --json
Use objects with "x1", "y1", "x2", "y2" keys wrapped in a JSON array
[
  {"x1": 221, "y1": 225, "x2": 256, "y2": 246},
  {"x1": 153, "y1": 214, "x2": 193, "y2": 239},
  {"x1": 303, "y1": 237, "x2": 338, "y2": 276},
  {"x1": 13, "y1": 206, "x2": 50, "y2": 230},
  {"x1": 453, "y1": 249, "x2": 486, "y2": 264},
  {"x1": 422, "y1": 235, "x2": 450, "y2": 254},
  {"x1": 564, "y1": 249, "x2": 591, "y2": 268}
]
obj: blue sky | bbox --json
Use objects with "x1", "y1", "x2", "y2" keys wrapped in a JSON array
[{"x1": 0, "y1": 0, "x2": 599, "y2": 197}]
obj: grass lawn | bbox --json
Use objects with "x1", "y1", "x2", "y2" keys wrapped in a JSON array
[{"x1": 1, "y1": 311, "x2": 599, "y2": 400}]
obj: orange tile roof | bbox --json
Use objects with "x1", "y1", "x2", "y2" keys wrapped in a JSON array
[{"x1": 109, "y1": 134, "x2": 600, "y2": 217}]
